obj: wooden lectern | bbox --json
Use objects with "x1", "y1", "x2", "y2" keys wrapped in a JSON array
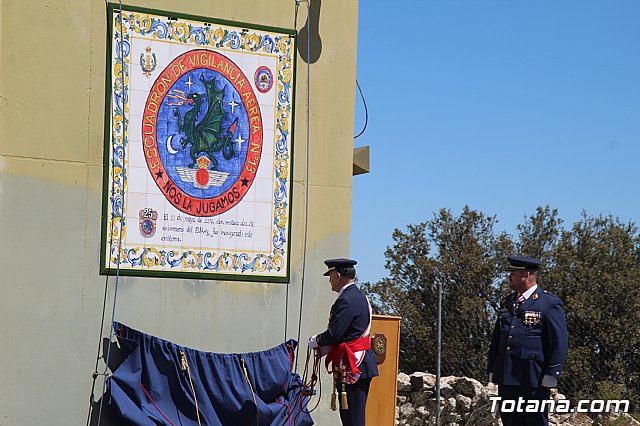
[{"x1": 366, "y1": 314, "x2": 401, "y2": 426}]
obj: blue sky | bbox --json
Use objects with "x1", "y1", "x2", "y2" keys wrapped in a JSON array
[{"x1": 351, "y1": 0, "x2": 640, "y2": 284}]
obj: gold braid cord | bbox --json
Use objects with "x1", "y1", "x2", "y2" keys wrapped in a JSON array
[
  {"x1": 339, "y1": 364, "x2": 348, "y2": 410},
  {"x1": 241, "y1": 357, "x2": 259, "y2": 426},
  {"x1": 180, "y1": 351, "x2": 202, "y2": 426}
]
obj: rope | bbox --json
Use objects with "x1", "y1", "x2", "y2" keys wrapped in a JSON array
[
  {"x1": 294, "y1": 0, "x2": 312, "y2": 375},
  {"x1": 86, "y1": 257, "x2": 113, "y2": 425},
  {"x1": 89, "y1": 2, "x2": 127, "y2": 425},
  {"x1": 241, "y1": 357, "x2": 260, "y2": 426},
  {"x1": 300, "y1": 348, "x2": 322, "y2": 412},
  {"x1": 180, "y1": 351, "x2": 202, "y2": 426},
  {"x1": 279, "y1": 347, "x2": 322, "y2": 426}
]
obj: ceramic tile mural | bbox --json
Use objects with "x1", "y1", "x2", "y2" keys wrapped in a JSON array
[{"x1": 101, "y1": 5, "x2": 296, "y2": 282}]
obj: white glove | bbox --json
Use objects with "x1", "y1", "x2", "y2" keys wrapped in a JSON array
[
  {"x1": 541, "y1": 375, "x2": 558, "y2": 388},
  {"x1": 488, "y1": 373, "x2": 493, "y2": 383},
  {"x1": 308, "y1": 335, "x2": 319, "y2": 349}
]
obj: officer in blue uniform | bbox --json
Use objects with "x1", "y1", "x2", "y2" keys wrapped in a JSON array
[
  {"x1": 487, "y1": 255, "x2": 568, "y2": 426},
  {"x1": 308, "y1": 258, "x2": 379, "y2": 426}
]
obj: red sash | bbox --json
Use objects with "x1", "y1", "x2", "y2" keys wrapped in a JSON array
[{"x1": 325, "y1": 337, "x2": 371, "y2": 383}]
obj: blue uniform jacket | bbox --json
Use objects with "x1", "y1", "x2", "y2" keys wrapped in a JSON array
[
  {"x1": 316, "y1": 284, "x2": 379, "y2": 380},
  {"x1": 487, "y1": 287, "x2": 568, "y2": 387}
]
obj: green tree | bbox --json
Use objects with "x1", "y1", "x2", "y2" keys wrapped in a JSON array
[
  {"x1": 515, "y1": 205, "x2": 563, "y2": 269},
  {"x1": 545, "y1": 213, "x2": 640, "y2": 409},
  {"x1": 361, "y1": 206, "x2": 512, "y2": 375}
]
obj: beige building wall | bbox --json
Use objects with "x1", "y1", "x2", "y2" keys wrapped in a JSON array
[{"x1": 0, "y1": 0, "x2": 359, "y2": 424}]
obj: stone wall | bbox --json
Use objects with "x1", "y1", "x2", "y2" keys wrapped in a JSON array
[{"x1": 395, "y1": 372, "x2": 639, "y2": 426}]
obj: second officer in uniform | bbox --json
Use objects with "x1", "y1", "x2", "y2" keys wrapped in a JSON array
[{"x1": 487, "y1": 255, "x2": 569, "y2": 426}]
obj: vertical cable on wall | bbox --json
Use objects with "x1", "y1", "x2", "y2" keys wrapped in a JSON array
[
  {"x1": 293, "y1": 0, "x2": 312, "y2": 372},
  {"x1": 96, "y1": 0, "x2": 127, "y2": 421},
  {"x1": 87, "y1": 2, "x2": 127, "y2": 425}
]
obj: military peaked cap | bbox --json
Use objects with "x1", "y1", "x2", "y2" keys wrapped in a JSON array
[
  {"x1": 505, "y1": 255, "x2": 541, "y2": 272},
  {"x1": 323, "y1": 258, "x2": 357, "y2": 276}
]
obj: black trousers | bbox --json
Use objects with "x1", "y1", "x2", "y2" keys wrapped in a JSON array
[
  {"x1": 498, "y1": 385, "x2": 551, "y2": 426},
  {"x1": 337, "y1": 377, "x2": 372, "y2": 426}
]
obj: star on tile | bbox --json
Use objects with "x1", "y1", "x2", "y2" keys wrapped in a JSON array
[
  {"x1": 234, "y1": 134, "x2": 246, "y2": 151},
  {"x1": 155, "y1": 170, "x2": 164, "y2": 180},
  {"x1": 241, "y1": 177, "x2": 249, "y2": 186},
  {"x1": 228, "y1": 98, "x2": 239, "y2": 114},
  {"x1": 185, "y1": 75, "x2": 194, "y2": 91}
]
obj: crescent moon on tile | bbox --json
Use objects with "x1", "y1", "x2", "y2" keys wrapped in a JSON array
[{"x1": 167, "y1": 134, "x2": 179, "y2": 155}]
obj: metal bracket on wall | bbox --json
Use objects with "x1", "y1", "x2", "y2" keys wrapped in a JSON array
[{"x1": 353, "y1": 146, "x2": 370, "y2": 176}]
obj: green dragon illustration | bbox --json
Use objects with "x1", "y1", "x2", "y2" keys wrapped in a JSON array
[{"x1": 173, "y1": 75, "x2": 236, "y2": 169}]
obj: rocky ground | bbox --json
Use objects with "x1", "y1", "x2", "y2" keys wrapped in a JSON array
[{"x1": 395, "y1": 372, "x2": 639, "y2": 426}]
